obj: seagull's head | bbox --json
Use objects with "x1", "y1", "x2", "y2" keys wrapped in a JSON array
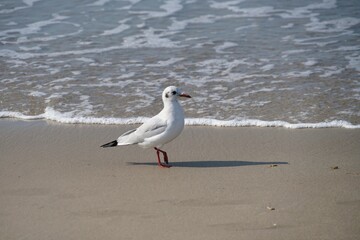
[{"x1": 162, "y1": 86, "x2": 191, "y2": 102}]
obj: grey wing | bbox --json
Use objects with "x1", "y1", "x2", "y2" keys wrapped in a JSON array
[
  {"x1": 119, "y1": 128, "x2": 136, "y2": 137},
  {"x1": 117, "y1": 128, "x2": 137, "y2": 145},
  {"x1": 117, "y1": 116, "x2": 167, "y2": 145},
  {"x1": 136, "y1": 116, "x2": 167, "y2": 140}
]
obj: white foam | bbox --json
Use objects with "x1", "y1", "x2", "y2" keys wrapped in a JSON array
[
  {"x1": 131, "y1": 0, "x2": 183, "y2": 18},
  {"x1": 210, "y1": 0, "x2": 246, "y2": 11},
  {"x1": 0, "y1": 0, "x2": 41, "y2": 14},
  {"x1": 215, "y1": 42, "x2": 238, "y2": 53},
  {"x1": 283, "y1": 70, "x2": 313, "y2": 78},
  {"x1": 16, "y1": 28, "x2": 83, "y2": 44},
  {"x1": 5, "y1": 21, "x2": 18, "y2": 26},
  {"x1": 303, "y1": 59, "x2": 317, "y2": 66},
  {"x1": 304, "y1": 0, "x2": 336, "y2": 10},
  {"x1": 319, "y1": 66, "x2": 344, "y2": 77},
  {"x1": 250, "y1": 101, "x2": 272, "y2": 107},
  {"x1": 169, "y1": 15, "x2": 216, "y2": 31},
  {"x1": 127, "y1": 0, "x2": 143, "y2": 4},
  {"x1": 50, "y1": 68, "x2": 61, "y2": 75},
  {"x1": 122, "y1": 28, "x2": 181, "y2": 48},
  {"x1": 195, "y1": 58, "x2": 254, "y2": 77},
  {"x1": 330, "y1": 46, "x2": 360, "y2": 52},
  {"x1": 244, "y1": 87, "x2": 276, "y2": 96},
  {"x1": 233, "y1": 6, "x2": 275, "y2": 17},
  {"x1": 281, "y1": 49, "x2": 311, "y2": 59},
  {"x1": 282, "y1": 49, "x2": 308, "y2": 56},
  {"x1": 1, "y1": 108, "x2": 359, "y2": 129},
  {"x1": 0, "y1": 49, "x2": 36, "y2": 60},
  {"x1": 185, "y1": 118, "x2": 360, "y2": 129},
  {"x1": 5, "y1": 59, "x2": 28, "y2": 67},
  {"x1": 50, "y1": 77, "x2": 75, "y2": 83},
  {"x1": 158, "y1": 0, "x2": 183, "y2": 17},
  {"x1": 23, "y1": 0, "x2": 41, "y2": 6},
  {"x1": 101, "y1": 24, "x2": 129, "y2": 36},
  {"x1": 147, "y1": 58, "x2": 183, "y2": 67},
  {"x1": 0, "y1": 46, "x2": 123, "y2": 60},
  {"x1": 281, "y1": 23, "x2": 294, "y2": 29},
  {"x1": 0, "y1": 13, "x2": 69, "y2": 38},
  {"x1": 1, "y1": 32, "x2": 178, "y2": 61},
  {"x1": 345, "y1": 54, "x2": 360, "y2": 72},
  {"x1": 100, "y1": 19, "x2": 130, "y2": 36},
  {"x1": 279, "y1": 0, "x2": 336, "y2": 19},
  {"x1": 87, "y1": 0, "x2": 111, "y2": 7},
  {"x1": 75, "y1": 57, "x2": 94, "y2": 63},
  {"x1": 0, "y1": 108, "x2": 149, "y2": 125},
  {"x1": 19, "y1": 46, "x2": 42, "y2": 51},
  {"x1": 29, "y1": 91, "x2": 47, "y2": 97},
  {"x1": 76, "y1": 40, "x2": 92, "y2": 45},
  {"x1": 260, "y1": 64, "x2": 274, "y2": 71},
  {"x1": 306, "y1": 17, "x2": 360, "y2": 33},
  {"x1": 0, "y1": 111, "x2": 44, "y2": 121},
  {"x1": 210, "y1": 0, "x2": 274, "y2": 17},
  {"x1": 235, "y1": 23, "x2": 257, "y2": 32}
]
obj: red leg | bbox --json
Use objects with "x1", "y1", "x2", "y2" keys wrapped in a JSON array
[
  {"x1": 155, "y1": 149, "x2": 163, "y2": 167},
  {"x1": 154, "y1": 147, "x2": 171, "y2": 168},
  {"x1": 155, "y1": 147, "x2": 169, "y2": 164},
  {"x1": 163, "y1": 152, "x2": 168, "y2": 164},
  {"x1": 160, "y1": 150, "x2": 169, "y2": 164}
]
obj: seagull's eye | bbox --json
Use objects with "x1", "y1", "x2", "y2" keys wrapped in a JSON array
[{"x1": 172, "y1": 91, "x2": 177, "y2": 95}]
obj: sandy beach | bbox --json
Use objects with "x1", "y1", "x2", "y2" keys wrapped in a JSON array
[{"x1": 0, "y1": 119, "x2": 359, "y2": 240}]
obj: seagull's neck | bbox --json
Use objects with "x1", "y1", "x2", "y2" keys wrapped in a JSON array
[
  {"x1": 163, "y1": 99, "x2": 179, "y2": 109},
  {"x1": 161, "y1": 99, "x2": 183, "y2": 117}
]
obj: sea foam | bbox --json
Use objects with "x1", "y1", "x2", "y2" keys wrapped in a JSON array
[{"x1": 1, "y1": 108, "x2": 359, "y2": 129}]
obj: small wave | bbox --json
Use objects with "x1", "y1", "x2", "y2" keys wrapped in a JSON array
[
  {"x1": 0, "y1": 0, "x2": 41, "y2": 14},
  {"x1": 1, "y1": 108, "x2": 359, "y2": 129},
  {"x1": 23, "y1": 0, "x2": 41, "y2": 6},
  {"x1": 185, "y1": 118, "x2": 360, "y2": 129},
  {"x1": 87, "y1": 0, "x2": 111, "y2": 7},
  {"x1": 0, "y1": 108, "x2": 149, "y2": 125},
  {"x1": 100, "y1": 24, "x2": 130, "y2": 36},
  {"x1": 129, "y1": 0, "x2": 183, "y2": 18},
  {"x1": 306, "y1": 17, "x2": 360, "y2": 33},
  {"x1": 215, "y1": 42, "x2": 238, "y2": 54},
  {"x1": 147, "y1": 57, "x2": 183, "y2": 67},
  {"x1": 0, "y1": 13, "x2": 69, "y2": 38}
]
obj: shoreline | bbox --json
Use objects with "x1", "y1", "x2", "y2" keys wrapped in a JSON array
[
  {"x1": 1, "y1": 111, "x2": 360, "y2": 128},
  {"x1": 1, "y1": 119, "x2": 359, "y2": 240}
]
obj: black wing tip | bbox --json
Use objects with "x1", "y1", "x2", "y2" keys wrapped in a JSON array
[{"x1": 100, "y1": 140, "x2": 118, "y2": 148}]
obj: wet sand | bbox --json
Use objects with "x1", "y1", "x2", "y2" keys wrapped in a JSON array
[{"x1": 1, "y1": 119, "x2": 359, "y2": 240}]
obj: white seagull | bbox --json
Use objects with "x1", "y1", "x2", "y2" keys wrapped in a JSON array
[{"x1": 101, "y1": 86, "x2": 191, "y2": 168}]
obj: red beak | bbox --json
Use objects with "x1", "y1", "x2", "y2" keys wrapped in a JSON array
[{"x1": 179, "y1": 93, "x2": 191, "y2": 98}]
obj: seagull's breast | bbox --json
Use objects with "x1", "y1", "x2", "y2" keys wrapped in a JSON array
[
  {"x1": 165, "y1": 113, "x2": 185, "y2": 141},
  {"x1": 140, "y1": 102, "x2": 185, "y2": 148}
]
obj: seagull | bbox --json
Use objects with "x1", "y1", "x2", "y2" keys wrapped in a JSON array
[{"x1": 101, "y1": 86, "x2": 191, "y2": 168}]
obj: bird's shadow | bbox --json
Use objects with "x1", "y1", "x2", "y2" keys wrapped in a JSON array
[{"x1": 127, "y1": 160, "x2": 288, "y2": 168}]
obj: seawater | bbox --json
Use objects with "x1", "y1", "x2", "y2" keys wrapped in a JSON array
[{"x1": 0, "y1": 0, "x2": 359, "y2": 128}]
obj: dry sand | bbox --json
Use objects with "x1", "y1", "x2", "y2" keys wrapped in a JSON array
[{"x1": 1, "y1": 119, "x2": 359, "y2": 240}]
